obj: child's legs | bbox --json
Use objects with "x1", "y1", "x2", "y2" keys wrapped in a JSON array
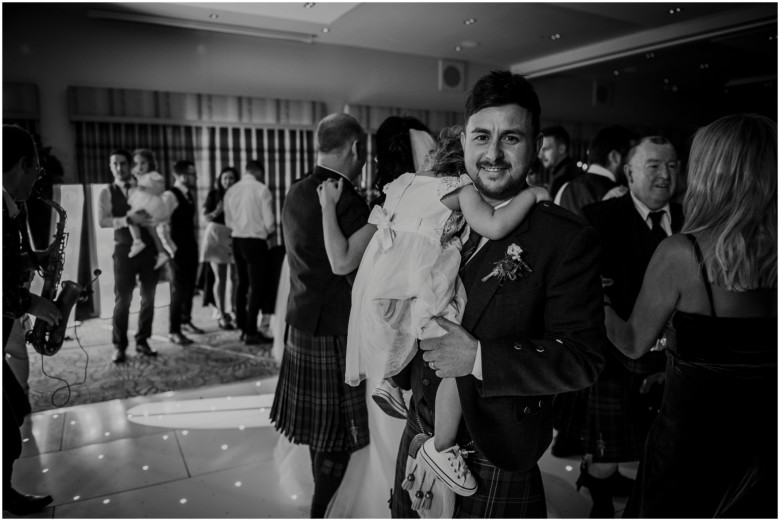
[
  {"x1": 129, "y1": 224, "x2": 141, "y2": 242},
  {"x1": 144, "y1": 225, "x2": 165, "y2": 253},
  {"x1": 434, "y1": 377, "x2": 462, "y2": 451}
]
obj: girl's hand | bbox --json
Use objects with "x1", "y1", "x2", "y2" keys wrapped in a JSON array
[
  {"x1": 317, "y1": 178, "x2": 343, "y2": 209},
  {"x1": 529, "y1": 185, "x2": 551, "y2": 203}
]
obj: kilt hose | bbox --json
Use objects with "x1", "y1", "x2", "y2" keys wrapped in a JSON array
[
  {"x1": 391, "y1": 404, "x2": 547, "y2": 518},
  {"x1": 581, "y1": 348, "x2": 665, "y2": 463},
  {"x1": 270, "y1": 325, "x2": 369, "y2": 453}
]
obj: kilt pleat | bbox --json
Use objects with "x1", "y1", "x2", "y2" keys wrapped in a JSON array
[{"x1": 270, "y1": 326, "x2": 369, "y2": 453}]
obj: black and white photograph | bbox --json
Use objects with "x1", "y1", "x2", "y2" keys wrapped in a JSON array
[{"x1": 2, "y1": 2, "x2": 777, "y2": 518}]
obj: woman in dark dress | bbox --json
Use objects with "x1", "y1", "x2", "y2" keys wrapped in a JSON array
[
  {"x1": 201, "y1": 166, "x2": 239, "y2": 329},
  {"x1": 605, "y1": 113, "x2": 777, "y2": 517}
]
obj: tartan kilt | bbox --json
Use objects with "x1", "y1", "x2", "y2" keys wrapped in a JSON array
[
  {"x1": 581, "y1": 348, "x2": 665, "y2": 462},
  {"x1": 270, "y1": 325, "x2": 370, "y2": 453},
  {"x1": 391, "y1": 405, "x2": 547, "y2": 518}
]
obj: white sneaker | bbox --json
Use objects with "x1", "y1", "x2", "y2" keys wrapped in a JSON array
[
  {"x1": 419, "y1": 438, "x2": 478, "y2": 496},
  {"x1": 128, "y1": 240, "x2": 146, "y2": 258},
  {"x1": 154, "y1": 252, "x2": 170, "y2": 270},
  {"x1": 371, "y1": 380, "x2": 407, "y2": 419}
]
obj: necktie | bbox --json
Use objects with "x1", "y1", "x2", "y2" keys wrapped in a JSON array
[
  {"x1": 648, "y1": 211, "x2": 667, "y2": 243},
  {"x1": 459, "y1": 229, "x2": 483, "y2": 271},
  {"x1": 123, "y1": 183, "x2": 132, "y2": 199}
]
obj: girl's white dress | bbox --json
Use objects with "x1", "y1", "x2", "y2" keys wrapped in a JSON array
[
  {"x1": 345, "y1": 172, "x2": 470, "y2": 386},
  {"x1": 128, "y1": 171, "x2": 169, "y2": 225}
]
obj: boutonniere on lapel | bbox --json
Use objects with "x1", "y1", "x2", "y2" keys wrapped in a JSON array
[{"x1": 482, "y1": 243, "x2": 532, "y2": 283}]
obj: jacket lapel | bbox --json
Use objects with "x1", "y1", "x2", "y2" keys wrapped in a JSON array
[{"x1": 461, "y1": 219, "x2": 530, "y2": 331}]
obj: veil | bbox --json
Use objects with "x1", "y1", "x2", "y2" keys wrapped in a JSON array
[{"x1": 410, "y1": 128, "x2": 437, "y2": 172}]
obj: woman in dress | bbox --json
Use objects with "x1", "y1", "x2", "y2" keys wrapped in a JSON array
[
  {"x1": 201, "y1": 166, "x2": 239, "y2": 330},
  {"x1": 605, "y1": 113, "x2": 777, "y2": 517}
]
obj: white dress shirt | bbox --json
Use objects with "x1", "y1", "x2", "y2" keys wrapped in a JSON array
[
  {"x1": 630, "y1": 191, "x2": 672, "y2": 236},
  {"x1": 97, "y1": 179, "x2": 133, "y2": 229},
  {"x1": 223, "y1": 174, "x2": 275, "y2": 239}
]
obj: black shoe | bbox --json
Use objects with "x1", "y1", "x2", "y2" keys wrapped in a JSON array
[
  {"x1": 3, "y1": 488, "x2": 53, "y2": 515},
  {"x1": 135, "y1": 340, "x2": 158, "y2": 356},
  {"x1": 168, "y1": 332, "x2": 193, "y2": 346},
  {"x1": 551, "y1": 433, "x2": 582, "y2": 458},
  {"x1": 181, "y1": 322, "x2": 205, "y2": 335},
  {"x1": 218, "y1": 316, "x2": 235, "y2": 330},
  {"x1": 112, "y1": 346, "x2": 127, "y2": 363},
  {"x1": 244, "y1": 332, "x2": 273, "y2": 345}
]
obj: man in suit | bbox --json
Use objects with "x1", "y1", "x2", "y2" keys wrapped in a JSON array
[
  {"x1": 577, "y1": 136, "x2": 683, "y2": 517},
  {"x1": 270, "y1": 113, "x2": 373, "y2": 518},
  {"x1": 390, "y1": 71, "x2": 607, "y2": 518},
  {"x1": 556, "y1": 125, "x2": 638, "y2": 215},
  {"x1": 539, "y1": 125, "x2": 582, "y2": 202},
  {"x1": 162, "y1": 160, "x2": 205, "y2": 346},
  {"x1": 97, "y1": 149, "x2": 159, "y2": 362},
  {"x1": 3, "y1": 124, "x2": 58, "y2": 514}
]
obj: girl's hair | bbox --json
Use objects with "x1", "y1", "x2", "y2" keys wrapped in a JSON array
[
  {"x1": 431, "y1": 125, "x2": 466, "y2": 178},
  {"x1": 681, "y1": 113, "x2": 777, "y2": 291},
  {"x1": 216, "y1": 166, "x2": 240, "y2": 196},
  {"x1": 132, "y1": 148, "x2": 158, "y2": 172}
]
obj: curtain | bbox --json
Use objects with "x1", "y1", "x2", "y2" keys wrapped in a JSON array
[{"x1": 74, "y1": 121, "x2": 315, "y2": 247}]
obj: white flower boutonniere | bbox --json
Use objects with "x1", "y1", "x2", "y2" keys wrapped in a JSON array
[{"x1": 482, "y1": 243, "x2": 533, "y2": 283}]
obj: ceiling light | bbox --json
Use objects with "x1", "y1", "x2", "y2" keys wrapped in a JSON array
[
  {"x1": 455, "y1": 45, "x2": 462, "y2": 52},
  {"x1": 699, "y1": 63, "x2": 709, "y2": 69},
  {"x1": 549, "y1": 33, "x2": 561, "y2": 40},
  {"x1": 463, "y1": 18, "x2": 476, "y2": 26},
  {"x1": 209, "y1": 13, "x2": 218, "y2": 20},
  {"x1": 664, "y1": 78, "x2": 670, "y2": 84},
  {"x1": 645, "y1": 52, "x2": 655, "y2": 59},
  {"x1": 303, "y1": 2, "x2": 316, "y2": 8},
  {"x1": 668, "y1": 7, "x2": 683, "y2": 14},
  {"x1": 613, "y1": 70, "x2": 620, "y2": 76}
]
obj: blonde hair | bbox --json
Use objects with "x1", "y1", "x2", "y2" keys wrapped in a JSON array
[{"x1": 682, "y1": 113, "x2": 777, "y2": 291}]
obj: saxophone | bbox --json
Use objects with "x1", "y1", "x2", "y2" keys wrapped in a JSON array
[{"x1": 25, "y1": 194, "x2": 87, "y2": 356}]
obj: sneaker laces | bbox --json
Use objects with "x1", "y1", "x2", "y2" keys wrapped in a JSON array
[{"x1": 445, "y1": 448, "x2": 470, "y2": 481}]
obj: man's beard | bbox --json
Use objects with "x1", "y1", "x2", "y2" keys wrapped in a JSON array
[{"x1": 472, "y1": 160, "x2": 528, "y2": 201}]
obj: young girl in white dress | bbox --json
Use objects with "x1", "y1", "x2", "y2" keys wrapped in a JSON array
[
  {"x1": 128, "y1": 148, "x2": 173, "y2": 269},
  {"x1": 318, "y1": 126, "x2": 548, "y2": 496}
]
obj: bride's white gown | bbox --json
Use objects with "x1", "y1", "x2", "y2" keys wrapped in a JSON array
[{"x1": 272, "y1": 256, "x2": 406, "y2": 518}]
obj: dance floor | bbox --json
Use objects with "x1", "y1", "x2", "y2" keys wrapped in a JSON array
[{"x1": 8, "y1": 370, "x2": 638, "y2": 518}]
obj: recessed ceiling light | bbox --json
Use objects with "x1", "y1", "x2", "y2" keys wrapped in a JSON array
[
  {"x1": 699, "y1": 63, "x2": 709, "y2": 69},
  {"x1": 463, "y1": 18, "x2": 476, "y2": 26},
  {"x1": 668, "y1": 7, "x2": 683, "y2": 14},
  {"x1": 455, "y1": 45, "x2": 463, "y2": 52},
  {"x1": 549, "y1": 33, "x2": 561, "y2": 40},
  {"x1": 664, "y1": 78, "x2": 670, "y2": 84},
  {"x1": 303, "y1": 2, "x2": 316, "y2": 8},
  {"x1": 322, "y1": 27, "x2": 329, "y2": 33},
  {"x1": 209, "y1": 13, "x2": 218, "y2": 20},
  {"x1": 613, "y1": 70, "x2": 620, "y2": 76},
  {"x1": 645, "y1": 52, "x2": 655, "y2": 59},
  {"x1": 459, "y1": 40, "x2": 480, "y2": 48}
]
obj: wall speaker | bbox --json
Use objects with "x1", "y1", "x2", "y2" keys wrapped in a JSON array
[
  {"x1": 439, "y1": 60, "x2": 466, "y2": 92},
  {"x1": 592, "y1": 81, "x2": 614, "y2": 107}
]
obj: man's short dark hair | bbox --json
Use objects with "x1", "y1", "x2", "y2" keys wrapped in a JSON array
[
  {"x1": 587, "y1": 125, "x2": 639, "y2": 167},
  {"x1": 172, "y1": 159, "x2": 195, "y2": 175},
  {"x1": 316, "y1": 113, "x2": 364, "y2": 154},
  {"x1": 541, "y1": 126, "x2": 570, "y2": 149},
  {"x1": 625, "y1": 136, "x2": 674, "y2": 164},
  {"x1": 109, "y1": 148, "x2": 132, "y2": 164},
  {"x1": 3, "y1": 124, "x2": 36, "y2": 172},
  {"x1": 465, "y1": 71, "x2": 541, "y2": 136},
  {"x1": 246, "y1": 160, "x2": 265, "y2": 175}
]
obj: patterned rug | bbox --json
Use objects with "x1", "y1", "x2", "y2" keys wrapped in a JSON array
[{"x1": 23, "y1": 308, "x2": 280, "y2": 413}]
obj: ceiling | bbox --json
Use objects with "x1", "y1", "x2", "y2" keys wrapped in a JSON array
[{"x1": 88, "y1": 2, "x2": 778, "y2": 104}]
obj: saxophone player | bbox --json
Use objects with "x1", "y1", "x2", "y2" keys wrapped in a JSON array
[{"x1": 2, "y1": 124, "x2": 58, "y2": 514}]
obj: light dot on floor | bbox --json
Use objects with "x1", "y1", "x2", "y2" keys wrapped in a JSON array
[
  {"x1": 142, "y1": 465, "x2": 149, "y2": 471},
  {"x1": 103, "y1": 499, "x2": 110, "y2": 504},
  {"x1": 98, "y1": 455, "x2": 104, "y2": 460},
  {"x1": 180, "y1": 498, "x2": 187, "y2": 504},
  {"x1": 221, "y1": 444, "x2": 229, "y2": 450},
  {"x1": 42, "y1": 468, "x2": 49, "y2": 473},
  {"x1": 565, "y1": 465, "x2": 573, "y2": 471},
  {"x1": 235, "y1": 481, "x2": 242, "y2": 487},
  {"x1": 73, "y1": 496, "x2": 80, "y2": 501},
  {"x1": 163, "y1": 435, "x2": 169, "y2": 440}
]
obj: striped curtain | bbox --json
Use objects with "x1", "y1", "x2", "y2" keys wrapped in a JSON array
[{"x1": 74, "y1": 121, "x2": 315, "y2": 247}]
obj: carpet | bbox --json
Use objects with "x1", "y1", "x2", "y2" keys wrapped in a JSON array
[{"x1": 23, "y1": 305, "x2": 280, "y2": 413}]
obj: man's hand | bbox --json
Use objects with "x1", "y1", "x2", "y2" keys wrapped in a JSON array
[
  {"x1": 127, "y1": 209, "x2": 153, "y2": 227},
  {"x1": 419, "y1": 317, "x2": 478, "y2": 378},
  {"x1": 316, "y1": 178, "x2": 343, "y2": 210},
  {"x1": 28, "y1": 294, "x2": 61, "y2": 326}
]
